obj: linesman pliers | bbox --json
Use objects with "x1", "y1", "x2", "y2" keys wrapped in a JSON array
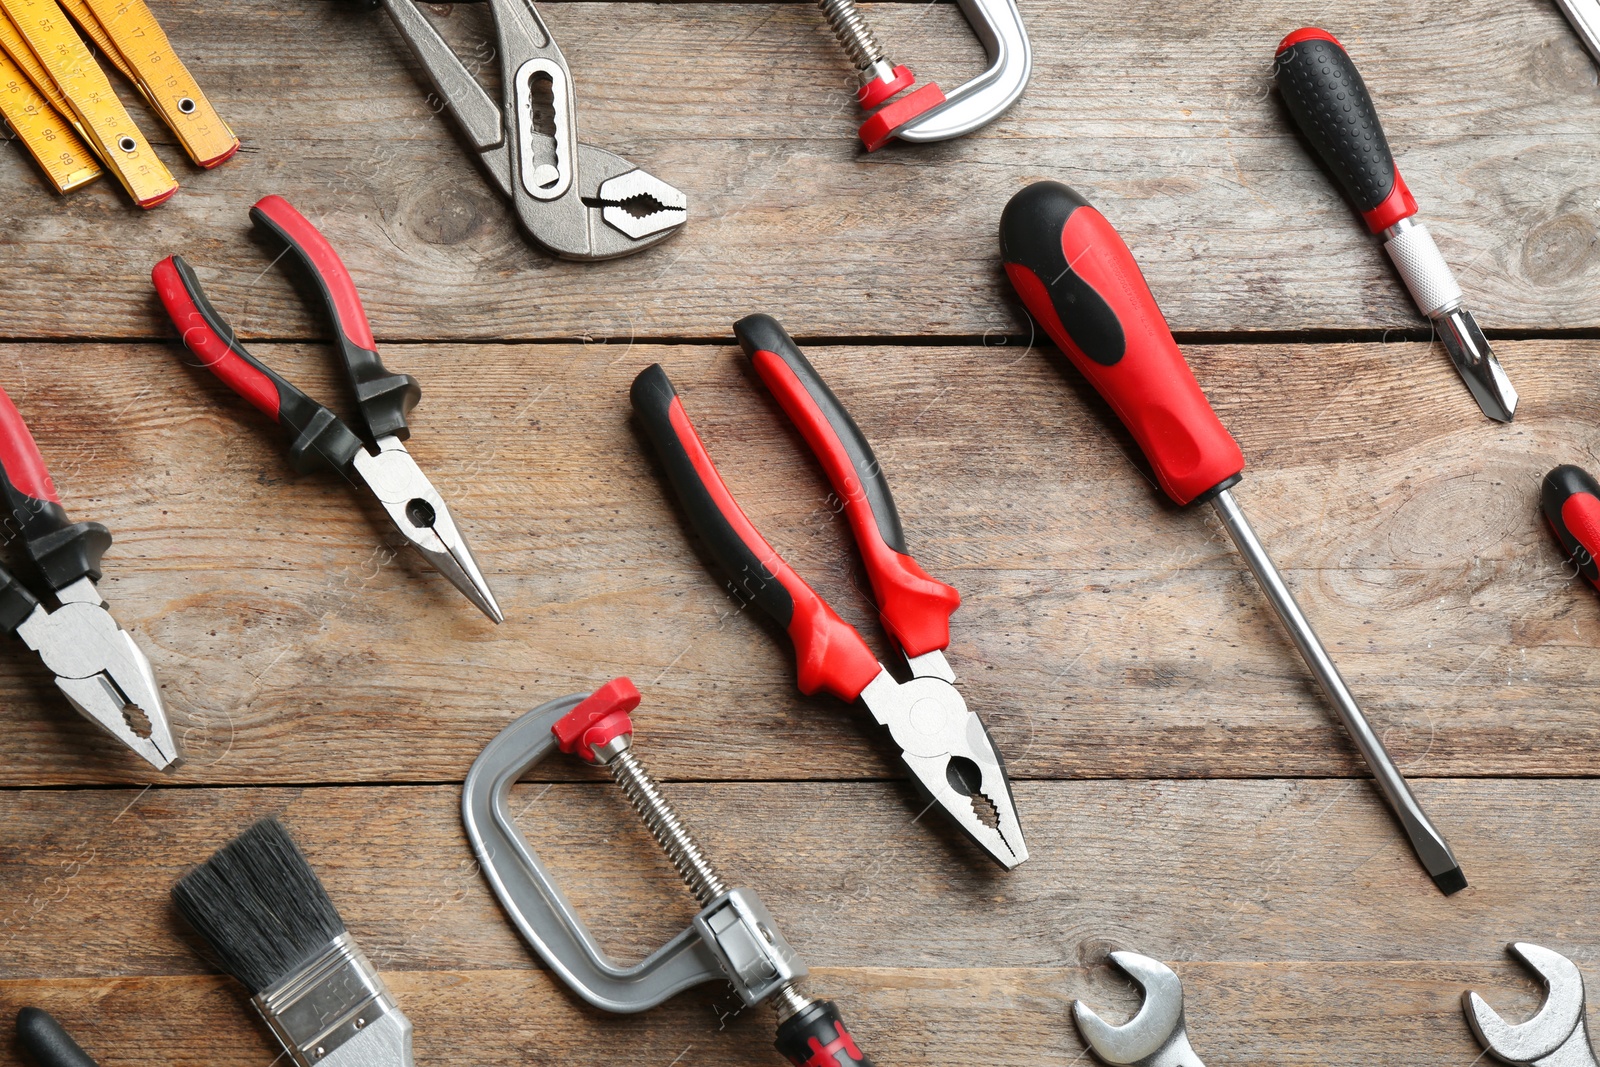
[
  {"x1": 151, "y1": 195, "x2": 503, "y2": 623},
  {"x1": 631, "y1": 315, "x2": 1027, "y2": 868},
  {"x1": 0, "y1": 386, "x2": 176, "y2": 770}
]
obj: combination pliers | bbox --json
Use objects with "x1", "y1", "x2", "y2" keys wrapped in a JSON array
[
  {"x1": 151, "y1": 195, "x2": 503, "y2": 623},
  {"x1": 631, "y1": 315, "x2": 1027, "y2": 868},
  {"x1": 0, "y1": 386, "x2": 176, "y2": 770}
]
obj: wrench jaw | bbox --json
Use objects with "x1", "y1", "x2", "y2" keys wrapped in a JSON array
[
  {"x1": 1465, "y1": 944, "x2": 1594, "y2": 1067},
  {"x1": 1073, "y1": 952, "x2": 1196, "y2": 1067}
]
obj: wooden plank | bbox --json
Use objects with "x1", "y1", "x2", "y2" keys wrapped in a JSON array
[
  {"x1": 2, "y1": 778, "x2": 1595, "y2": 977},
  {"x1": 0, "y1": 337, "x2": 1595, "y2": 786},
  {"x1": 0, "y1": 779, "x2": 1590, "y2": 1066},
  {"x1": 0, "y1": 961, "x2": 1523, "y2": 1067},
  {"x1": 2, "y1": 0, "x2": 1598, "y2": 339}
]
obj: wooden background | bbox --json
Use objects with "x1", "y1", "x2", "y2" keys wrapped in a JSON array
[{"x1": 4, "y1": 1, "x2": 1600, "y2": 1064}]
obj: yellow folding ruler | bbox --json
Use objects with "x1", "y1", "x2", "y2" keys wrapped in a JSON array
[
  {"x1": 0, "y1": 0, "x2": 176, "y2": 206},
  {"x1": 59, "y1": 0, "x2": 237, "y2": 168},
  {"x1": 0, "y1": 11, "x2": 98, "y2": 191}
]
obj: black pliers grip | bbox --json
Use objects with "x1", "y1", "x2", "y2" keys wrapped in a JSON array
[
  {"x1": 151, "y1": 195, "x2": 421, "y2": 473},
  {"x1": 0, "y1": 386, "x2": 110, "y2": 625}
]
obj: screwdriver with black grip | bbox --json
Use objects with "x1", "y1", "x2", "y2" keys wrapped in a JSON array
[
  {"x1": 999, "y1": 180, "x2": 1466, "y2": 895},
  {"x1": 1274, "y1": 27, "x2": 1517, "y2": 423}
]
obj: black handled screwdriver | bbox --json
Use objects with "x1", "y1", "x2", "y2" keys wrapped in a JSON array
[{"x1": 1274, "y1": 27, "x2": 1518, "y2": 423}]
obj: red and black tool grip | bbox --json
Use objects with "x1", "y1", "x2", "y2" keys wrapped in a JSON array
[
  {"x1": 0, "y1": 385, "x2": 110, "y2": 591},
  {"x1": 1542, "y1": 464, "x2": 1600, "y2": 589},
  {"x1": 153, "y1": 255, "x2": 367, "y2": 475},
  {"x1": 249, "y1": 195, "x2": 420, "y2": 442},
  {"x1": 734, "y1": 314, "x2": 960, "y2": 659},
  {"x1": 999, "y1": 181, "x2": 1246, "y2": 505},
  {"x1": 774, "y1": 1000, "x2": 876, "y2": 1067},
  {"x1": 631, "y1": 364, "x2": 883, "y2": 702},
  {"x1": 16, "y1": 1010, "x2": 101, "y2": 1067},
  {"x1": 1273, "y1": 28, "x2": 1418, "y2": 233}
]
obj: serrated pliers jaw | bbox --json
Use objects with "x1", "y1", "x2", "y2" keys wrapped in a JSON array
[
  {"x1": 369, "y1": 0, "x2": 686, "y2": 260},
  {"x1": 351, "y1": 439, "x2": 504, "y2": 624},
  {"x1": 15, "y1": 577, "x2": 180, "y2": 771},
  {"x1": 860, "y1": 655, "x2": 1027, "y2": 869}
]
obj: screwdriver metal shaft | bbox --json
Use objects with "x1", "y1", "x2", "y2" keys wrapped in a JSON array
[{"x1": 1210, "y1": 488, "x2": 1464, "y2": 892}]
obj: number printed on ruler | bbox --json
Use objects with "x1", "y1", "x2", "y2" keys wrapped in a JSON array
[
  {"x1": 0, "y1": 44, "x2": 100, "y2": 191},
  {"x1": 0, "y1": 0, "x2": 176, "y2": 206},
  {"x1": 81, "y1": 0, "x2": 238, "y2": 167}
]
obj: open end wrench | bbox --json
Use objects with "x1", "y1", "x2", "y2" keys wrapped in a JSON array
[
  {"x1": 1073, "y1": 952, "x2": 1206, "y2": 1067},
  {"x1": 1465, "y1": 943, "x2": 1599, "y2": 1067}
]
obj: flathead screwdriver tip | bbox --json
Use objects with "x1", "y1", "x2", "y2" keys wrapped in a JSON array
[{"x1": 1431, "y1": 866, "x2": 1468, "y2": 896}]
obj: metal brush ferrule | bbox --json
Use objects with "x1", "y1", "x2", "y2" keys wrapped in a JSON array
[{"x1": 253, "y1": 934, "x2": 412, "y2": 1067}]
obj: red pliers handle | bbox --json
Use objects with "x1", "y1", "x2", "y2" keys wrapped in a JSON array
[{"x1": 631, "y1": 316, "x2": 958, "y2": 701}]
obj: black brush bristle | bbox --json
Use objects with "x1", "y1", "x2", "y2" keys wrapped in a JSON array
[{"x1": 171, "y1": 817, "x2": 347, "y2": 994}]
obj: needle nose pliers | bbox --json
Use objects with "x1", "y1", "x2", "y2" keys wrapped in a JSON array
[
  {"x1": 631, "y1": 315, "x2": 1027, "y2": 868},
  {"x1": 0, "y1": 386, "x2": 176, "y2": 770},
  {"x1": 151, "y1": 195, "x2": 503, "y2": 624}
]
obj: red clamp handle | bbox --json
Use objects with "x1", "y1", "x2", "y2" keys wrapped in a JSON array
[
  {"x1": 631, "y1": 365, "x2": 883, "y2": 702},
  {"x1": 999, "y1": 181, "x2": 1245, "y2": 505},
  {"x1": 553, "y1": 677, "x2": 640, "y2": 762},
  {"x1": 735, "y1": 314, "x2": 959, "y2": 658},
  {"x1": 1542, "y1": 465, "x2": 1600, "y2": 591}
]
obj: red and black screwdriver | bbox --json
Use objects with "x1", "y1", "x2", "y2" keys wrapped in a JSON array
[
  {"x1": 1273, "y1": 28, "x2": 1517, "y2": 423},
  {"x1": 999, "y1": 180, "x2": 1465, "y2": 895}
]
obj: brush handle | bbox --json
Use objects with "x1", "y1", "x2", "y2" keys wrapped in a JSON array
[{"x1": 16, "y1": 1009, "x2": 102, "y2": 1067}]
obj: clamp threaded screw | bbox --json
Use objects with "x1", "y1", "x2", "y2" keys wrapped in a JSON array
[
  {"x1": 816, "y1": 0, "x2": 897, "y2": 85},
  {"x1": 601, "y1": 745, "x2": 728, "y2": 904},
  {"x1": 593, "y1": 733, "x2": 809, "y2": 1021}
]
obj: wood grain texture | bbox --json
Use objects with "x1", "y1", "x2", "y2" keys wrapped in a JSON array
[
  {"x1": 0, "y1": 336, "x2": 1596, "y2": 786},
  {"x1": 0, "y1": 779, "x2": 1592, "y2": 1066},
  {"x1": 2, "y1": 0, "x2": 1599, "y2": 339}
]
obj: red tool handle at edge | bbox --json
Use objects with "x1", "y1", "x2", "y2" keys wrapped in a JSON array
[
  {"x1": 998, "y1": 181, "x2": 1245, "y2": 505},
  {"x1": 631, "y1": 364, "x2": 883, "y2": 702},
  {"x1": 735, "y1": 314, "x2": 959, "y2": 658},
  {"x1": 1542, "y1": 464, "x2": 1600, "y2": 591},
  {"x1": 775, "y1": 999, "x2": 876, "y2": 1067},
  {"x1": 0, "y1": 386, "x2": 111, "y2": 591}
]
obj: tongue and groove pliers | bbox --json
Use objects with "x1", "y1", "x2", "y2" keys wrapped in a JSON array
[
  {"x1": 151, "y1": 195, "x2": 503, "y2": 623},
  {"x1": 0, "y1": 386, "x2": 176, "y2": 770},
  {"x1": 631, "y1": 314, "x2": 1027, "y2": 869}
]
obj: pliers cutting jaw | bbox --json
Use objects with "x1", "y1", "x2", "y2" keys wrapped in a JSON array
[
  {"x1": 366, "y1": 0, "x2": 687, "y2": 260},
  {"x1": 350, "y1": 439, "x2": 502, "y2": 622},
  {"x1": 631, "y1": 315, "x2": 1027, "y2": 869},
  {"x1": 0, "y1": 393, "x2": 177, "y2": 771},
  {"x1": 151, "y1": 195, "x2": 504, "y2": 624}
]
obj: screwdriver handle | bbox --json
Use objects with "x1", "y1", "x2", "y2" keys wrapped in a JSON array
[
  {"x1": 1542, "y1": 465, "x2": 1600, "y2": 590},
  {"x1": 631, "y1": 364, "x2": 883, "y2": 702},
  {"x1": 153, "y1": 255, "x2": 366, "y2": 475},
  {"x1": 774, "y1": 1000, "x2": 877, "y2": 1067},
  {"x1": 249, "y1": 195, "x2": 421, "y2": 442},
  {"x1": 998, "y1": 181, "x2": 1245, "y2": 506},
  {"x1": 1273, "y1": 28, "x2": 1418, "y2": 233},
  {"x1": 16, "y1": 1010, "x2": 101, "y2": 1067},
  {"x1": 735, "y1": 314, "x2": 960, "y2": 658},
  {"x1": 0, "y1": 387, "x2": 110, "y2": 591}
]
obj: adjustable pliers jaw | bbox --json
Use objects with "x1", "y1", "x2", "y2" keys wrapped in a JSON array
[{"x1": 369, "y1": 0, "x2": 687, "y2": 260}]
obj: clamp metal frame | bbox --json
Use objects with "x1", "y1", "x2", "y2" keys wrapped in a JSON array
[{"x1": 461, "y1": 696, "x2": 805, "y2": 1014}]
